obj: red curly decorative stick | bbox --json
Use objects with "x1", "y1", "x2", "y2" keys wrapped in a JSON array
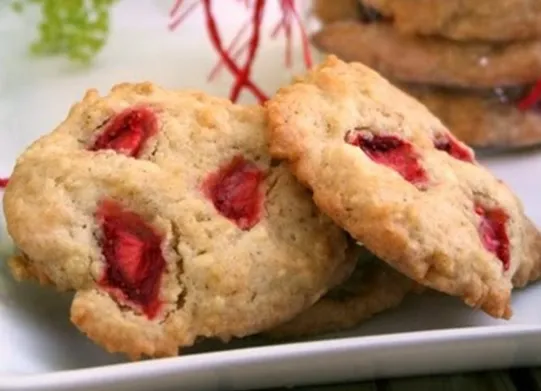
[
  {"x1": 215, "y1": 0, "x2": 307, "y2": 79},
  {"x1": 208, "y1": 18, "x2": 252, "y2": 81},
  {"x1": 270, "y1": 0, "x2": 293, "y2": 67},
  {"x1": 238, "y1": 0, "x2": 253, "y2": 8},
  {"x1": 170, "y1": 0, "x2": 312, "y2": 103},
  {"x1": 286, "y1": 0, "x2": 312, "y2": 68},
  {"x1": 229, "y1": 0, "x2": 266, "y2": 102},
  {"x1": 200, "y1": 0, "x2": 268, "y2": 102},
  {"x1": 169, "y1": 1, "x2": 201, "y2": 30},
  {"x1": 170, "y1": 0, "x2": 184, "y2": 17}
]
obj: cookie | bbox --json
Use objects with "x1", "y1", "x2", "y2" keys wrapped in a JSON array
[
  {"x1": 362, "y1": 0, "x2": 541, "y2": 42},
  {"x1": 512, "y1": 218, "x2": 541, "y2": 289},
  {"x1": 3, "y1": 82, "x2": 357, "y2": 359},
  {"x1": 312, "y1": 22, "x2": 541, "y2": 88},
  {"x1": 398, "y1": 83, "x2": 541, "y2": 149},
  {"x1": 266, "y1": 55, "x2": 541, "y2": 319},
  {"x1": 267, "y1": 248, "x2": 415, "y2": 338},
  {"x1": 312, "y1": 0, "x2": 360, "y2": 24},
  {"x1": 313, "y1": 0, "x2": 385, "y2": 24}
]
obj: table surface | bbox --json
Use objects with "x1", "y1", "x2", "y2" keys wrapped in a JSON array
[{"x1": 274, "y1": 368, "x2": 540, "y2": 391}]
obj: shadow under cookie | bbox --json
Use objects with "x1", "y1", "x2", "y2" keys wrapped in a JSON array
[{"x1": 265, "y1": 248, "x2": 416, "y2": 339}]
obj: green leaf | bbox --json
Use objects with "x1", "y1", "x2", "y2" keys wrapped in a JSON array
[
  {"x1": 10, "y1": 1, "x2": 24, "y2": 13},
  {"x1": 13, "y1": 0, "x2": 117, "y2": 63}
]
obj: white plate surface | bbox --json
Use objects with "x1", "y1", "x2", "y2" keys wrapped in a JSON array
[{"x1": 1, "y1": 2, "x2": 541, "y2": 390}]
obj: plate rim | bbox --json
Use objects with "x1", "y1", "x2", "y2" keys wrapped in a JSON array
[{"x1": 3, "y1": 324, "x2": 541, "y2": 389}]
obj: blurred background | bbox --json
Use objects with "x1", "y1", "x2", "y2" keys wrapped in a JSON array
[{"x1": 0, "y1": 0, "x2": 313, "y2": 173}]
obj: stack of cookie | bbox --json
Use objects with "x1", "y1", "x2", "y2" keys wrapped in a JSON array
[
  {"x1": 311, "y1": 0, "x2": 541, "y2": 150},
  {"x1": 3, "y1": 57, "x2": 541, "y2": 360}
]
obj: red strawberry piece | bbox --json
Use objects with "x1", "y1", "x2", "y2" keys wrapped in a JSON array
[
  {"x1": 202, "y1": 155, "x2": 265, "y2": 230},
  {"x1": 97, "y1": 200, "x2": 165, "y2": 318},
  {"x1": 345, "y1": 131, "x2": 428, "y2": 186},
  {"x1": 434, "y1": 133, "x2": 474, "y2": 163},
  {"x1": 90, "y1": 107, "x2": 158, "y2": 158},
  {"x1": 475, "y1": 204, "x2": 510, "y2": 271}
]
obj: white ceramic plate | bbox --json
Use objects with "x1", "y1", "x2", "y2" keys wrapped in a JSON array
[{"x1": 1, "y1": 2, "x2": 541, "y2": 390}]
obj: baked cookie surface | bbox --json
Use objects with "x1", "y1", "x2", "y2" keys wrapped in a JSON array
[
  {"x1": 399, "y1": 84, "x2": 541, "y2": 149},
  {"x1": 363, "y1": 0, "x2": 541, "y2": 42},
  {"x1": 312, "y1": 22, "x2": 541, "y2": 88},
  {"x1": 3, "y1": 83, "x2": 356, "y2": 359},
  {"x1": 312, "y1": 0, "x2": 361, "y2": 24},
  {"x1": 267, "y1": 247, "x2": 415, "y2": 338},
  {"x1": 313, "y1": 0, "x2": 386, "y2": 24},
  {"x1": 266, "y1": 55, "x2": 541, "y2": 319}
]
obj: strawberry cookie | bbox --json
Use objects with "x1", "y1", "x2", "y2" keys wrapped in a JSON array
[
  {"x1": 312, "y1": 22, "x2": 541, "y2": 88},
  {"x1": 267, "y1": 247, "x2": 415, "y2": 338},
  {"x1": 3, "y1": 83, "x2": 356, "y2": 359},
  {"x1": 362, "y1": 0, "x2": 541, "y2": 42},
  {"x1": 266, "y1": 56, "x2": 541, "y2": 319}
]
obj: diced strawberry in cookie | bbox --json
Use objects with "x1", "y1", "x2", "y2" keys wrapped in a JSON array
[
  {"x1": 202, "y1": 155, "x2": 265, "y2": 230},
  {"x1": 97, "y1": 200, "x2": 165, "y2": 318},
  {"x1": 434, "y1": 133, "x2": 474, "y2": 163},
  {"x1": 475, "y1": 204, "x2": 510, "y2": 271},
  {"x1": 90, "y1": 107, "x2": 157, "y2": 157},
  {"x1": 345, "y1": 131, "x2": 427, "y2": 186}
]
